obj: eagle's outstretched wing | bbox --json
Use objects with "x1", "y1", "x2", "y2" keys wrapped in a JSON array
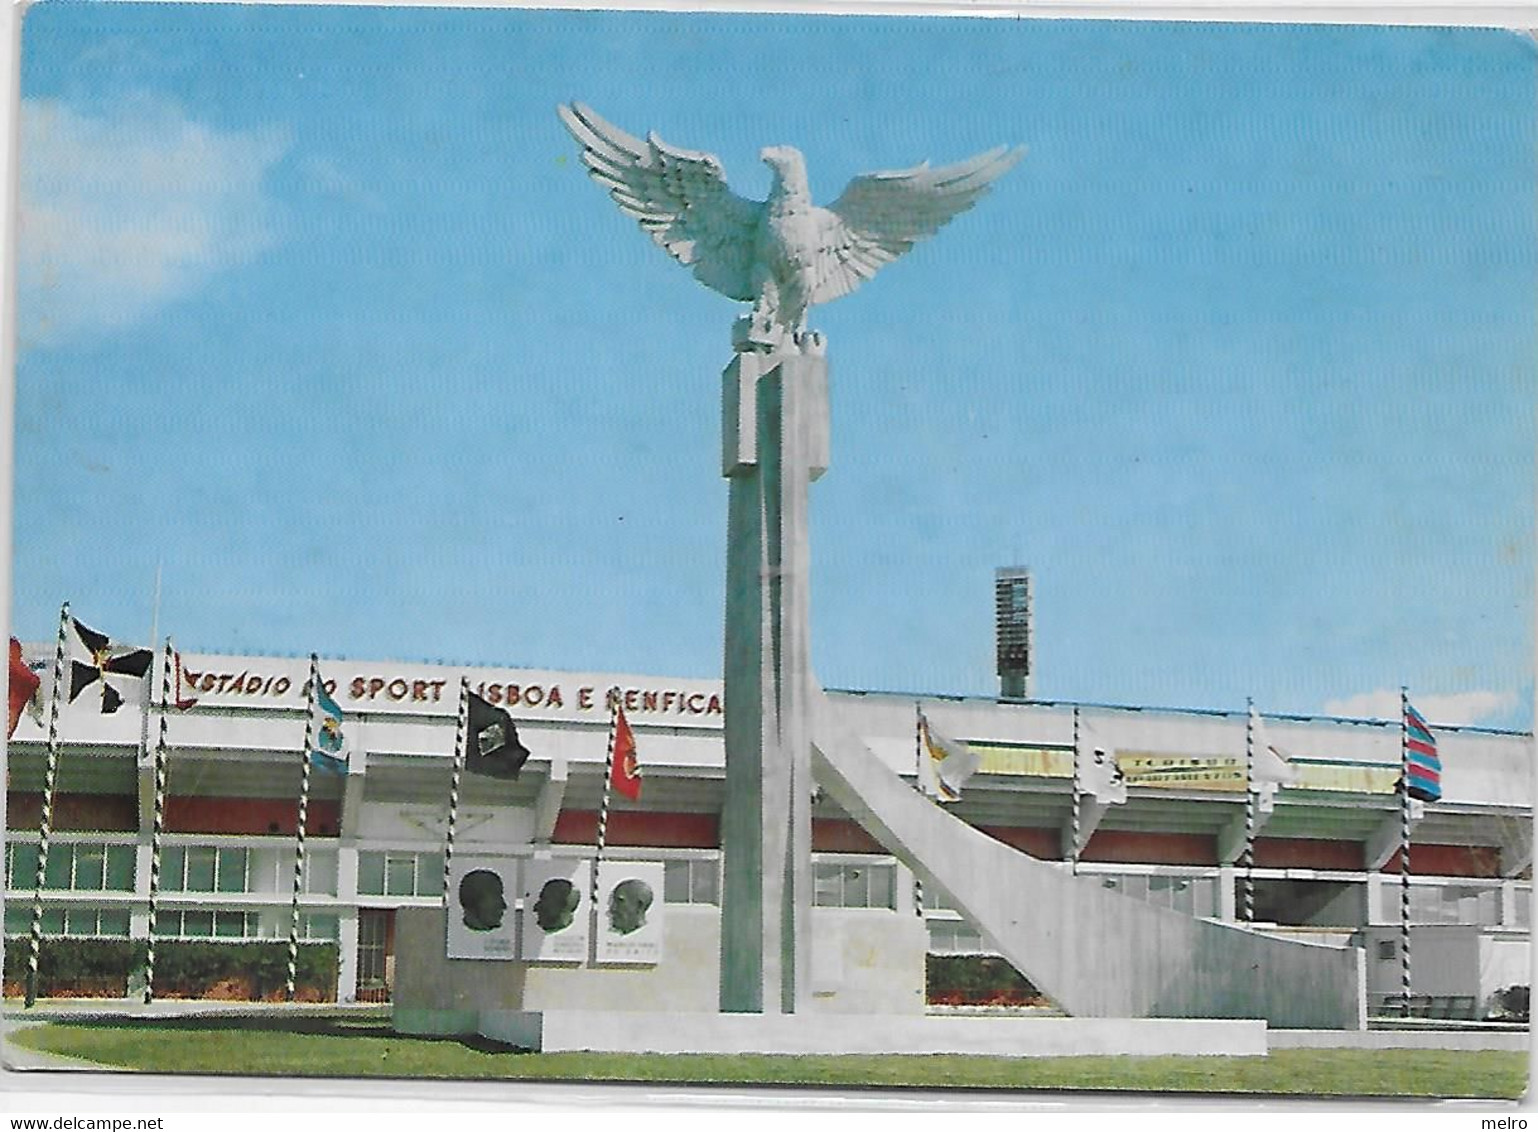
[
  {"x1": 811, "y1": 145, "x2": 1025, "y2": 305},
  {"x1": 558, "y1": 103, "x2": 763, "y2": 302}
]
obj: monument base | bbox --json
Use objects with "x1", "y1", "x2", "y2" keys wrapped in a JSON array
[{"x1": 395, "y1": 1008, "x2": 1267, "y2": 1057}]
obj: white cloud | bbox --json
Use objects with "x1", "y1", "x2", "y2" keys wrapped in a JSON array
[
  {"x1": 1323, "y1": 688, "x2": 1519, "y2": 727},
  {"x1": 18, "y1": 95, "x2": 289, "y2": 346}
]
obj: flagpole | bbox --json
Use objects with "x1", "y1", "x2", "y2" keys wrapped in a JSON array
[
  {"x1": 912, "y1": 703, "x2": 925, "y2": 916},
  {"x1": 1400, "y1": 685, "x2": 1412, "y2": 1015},
  {"x1": 139, "y1": 564, "x2": 162, "y2": 764},
  {"x1": 24, "y1": 602, "x2": 71, "y2": 1008},
  {"x1": 1242, "y1": 698, "x2": 1256, "y2": 924},
  {"x1": 142, "y1": 637, "x2": 175, "y2": 1003},
  {"x1": 285, "y1": 654, "x2": 320, "y2": 1002},
  {"x1": 1071, "y1": 707, "x2": 1083, "y2": 875},
  {"x1": 592, "y1": 689, "x2": 620, "y2": 918},
  {"x1": 441, "y1": 677, "x2": 470, "y2": 907}
]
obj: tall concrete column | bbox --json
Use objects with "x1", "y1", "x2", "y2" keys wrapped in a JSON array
[{"x1": 719, "y1": 338, "x2": 828, "y2": 1014}]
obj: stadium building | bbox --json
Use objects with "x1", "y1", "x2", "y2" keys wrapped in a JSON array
[{"x1": 3, "y1": 614, "x2": 1531, "y2": 1018}]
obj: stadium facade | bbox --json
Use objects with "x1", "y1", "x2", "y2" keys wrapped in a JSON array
[{"x1": 4, "y1": 645, "x2": 1531, "y2": 1016}]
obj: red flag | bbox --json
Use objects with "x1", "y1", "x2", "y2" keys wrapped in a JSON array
[
  {"x1": 8, "y1": 638, "x2": 40, "y2": 738},
  {"x1": 610, "y1": 705, "x2": 641, "y2": 801}
]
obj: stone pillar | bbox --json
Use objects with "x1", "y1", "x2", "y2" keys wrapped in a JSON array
[{"x1": 719, "y1": 337, "x2": 828, "y2": 1014}]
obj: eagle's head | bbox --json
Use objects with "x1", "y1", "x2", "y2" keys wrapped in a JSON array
[{"x1": 761, "y1": 145, "x2": 810, "y2": 200}]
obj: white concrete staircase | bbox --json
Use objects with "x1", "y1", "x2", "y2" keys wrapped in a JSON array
[{"x1": 810, "y1": 688, "x2": 1365, "y2": 1029}]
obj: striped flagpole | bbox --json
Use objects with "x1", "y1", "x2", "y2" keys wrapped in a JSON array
[
  {"x1": 142, "y1": 637, "x2": 175, "y2": 1003},
  {"x1": 441, "y1": 677, "x2": 470, "y2": 906},
  {"x1": 1070, "y1": 707, "x2": 1082, "y2": 875},
  {"x1": 1400, "y1": 686, "x2": 1412, "y2": 1015},
  {"x1": 913, "y1": 703, "x2": 925, "y2": 915},
  {"x1": 285, "y1": 654, "x2": 320, "y2": 1002},
  {"x1": 1242, "y1": 698, "x2": 1256, "y2": 923},
  {"x1": 24, "y1": 603, "x2": 72, "y2": 1008},
  {"x1": 592, "y1": 689, "x2": 620, "y2": 916}
]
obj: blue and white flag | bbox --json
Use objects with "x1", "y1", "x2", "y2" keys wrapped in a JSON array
[{"x1": 309, "y1": 675, "x2": 348, "y2": 775}]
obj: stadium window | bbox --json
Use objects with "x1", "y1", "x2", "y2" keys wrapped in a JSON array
[
  {"x1": 663, "y1": 858, "x2": 720, "y2": 905},
  {"x1": 417, "y1": 854, "x2": 444, "y2": 898},
  {"x1": 3, "y1": 905, "x2": 29, "y2": 935},
  {"x1": 359, "y1": 851, "x2": 442, "y2": 898},
  {"x1": 182, "y1": 910, "x2": 215, "y2": 938},
  {"x1": 185, "y1": 848, "x2": 217, "y2": 892},
  {"x1": 5, "y1": 842, "x2": 40, "y2": 889},
  {"x1": 73, "y1": 845, "x2": 107, "y2": 890},
  {"x1": 927, "y1": 919, "x2": 987, "y2": 954},
  {"x1": 97, "y1": 908, "x2": 130, "y2": 937},
  {"x1": 384, "y1": 854, "x2": 416, "y2": 896},
  {"x1": 305, "y1": 850, "x2": 339, "y2": 896},
  {"x1": 302, "y1": 913, "x2": 340, "y2": 941},
  {"x1": 105, "y1": 845, "x2": 135, "y2": 891},
  {"x1": 357, "y1": 852, "x2": 387, "y2": 895},
  {"x1": 43, "y1": 845, "x2": 71, "y2": 890},
  {"x1": 216, "y1": 848, "x2": 249, "y2": 894},
  {"x1": 812, "y1": 861, "x2": 896, "y2": 909}
]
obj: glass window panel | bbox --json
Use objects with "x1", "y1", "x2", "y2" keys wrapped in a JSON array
[
  {"x1": 691, "y1": 860, "x2": 719, "y2": 905},
  {"x1": 152, "y1": 912, "x2": 179, "y2": 937},
  {"x1": 182, "y1": 910, "x2": 214, "y2": 938},
  {"x1": 185, "y1": 848, "x2": 217, "y2": 893},
  {"x1": 842, "y1": 866, "x2": 871, "y2": 908},
  {"x1": 663, "y1": 860, "x2": 690, "y2": 904},
  {"x1": 105, "y1": 845, "x2": 135, "y2": 891},
  {"x1": 813, "y1": 863, "x2": 841, "y2": 908},
  {"x1": 1515, "y1": 887, "x2": 1531, "y2": 928},
  {"x1": 161, "y1": 847, "x2": 186, "y2": 892},
  {"x1": 305, "y1": 851, "x2": 338, "y2": 896},
  {"x1": 305, "y1": 913, "x2": 339, "y2": 941},
  {"x1": 357, "y1": 852, "x2": 385, "y2": 896},
  {"x1": 98, "y1": 908, "x2": 130, "y2": 937},
  {"x1": 7, "y1": 843, "x2": 40, "y2": 889},
  {"x1": 417, "y1": 854, "x2": 444, "y2": 898},
  {"x1": 73, "y1": 845, "x2": 106, "y2": 891},
  {"x1": 867, "y1": 865, "x2": 894, "y2": 910},
  {"x1": 216, "y1": 849, "x2": 247, "y2": 894},
  {"x1": 43, "y1": 846, "x2": 72, "y2": 890},
  {"x1": 5, "y1": 905, "x2": 32, "y2": 934},
  {"x1": 41, "y1": 908, "x2": 65, "y2": 934},
  {"x1": 384, "y1": 855, "x2": 416, "y2": 897},
  {"x1": 214, "y1": 911, "x2": 246, "y2": 938},
  {"x1": 64, "y1": 908, "x2": 97, "y2": 936}
]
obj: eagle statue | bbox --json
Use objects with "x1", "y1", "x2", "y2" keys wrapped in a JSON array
[{"x1": 557, "y1": 103, "x2": 1024, "y2": 350}]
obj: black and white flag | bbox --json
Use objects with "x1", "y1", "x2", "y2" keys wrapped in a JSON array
[
  {"x1": 466, "y1": 691, "x2": 531, "y2": 779},
  {"x1": 67, "y1": 618, "x2": 153, "y2": 714}
]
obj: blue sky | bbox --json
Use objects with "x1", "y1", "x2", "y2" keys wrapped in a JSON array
[{"x1": 9, "y1": 6, "x2": 1535, "y2": 730}]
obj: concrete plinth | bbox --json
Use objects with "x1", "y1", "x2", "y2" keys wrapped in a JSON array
[
  {"x1": 719, "y1": 345, "x2": 829, "y2": 1015},
  {"x1": 471, "y1": 1009, "x2": 1267, "y2": 1057}
]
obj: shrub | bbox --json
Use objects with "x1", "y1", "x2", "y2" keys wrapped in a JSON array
[
  {"x1": 3, "y1": 937, "x2": 338, "y2": 1001},
  {"x1": 926, "y1": 954, "x2": 1045, "y2": 1006}
]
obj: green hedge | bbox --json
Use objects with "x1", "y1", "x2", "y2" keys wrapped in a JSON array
[
  {"x1": 3, "y1": 938, "x2": 337, "y2": 1000},
  {"x1": 926, "y1": 954, "x2": 1044, "y2": 1007}
]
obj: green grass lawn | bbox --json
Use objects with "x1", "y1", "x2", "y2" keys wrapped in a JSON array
[{"x1": 5, "y1": 1017, "x2": 1528, "y2": 1098}]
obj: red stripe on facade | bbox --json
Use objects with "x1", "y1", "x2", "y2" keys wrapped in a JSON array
[
  {"x1": 1254, "y1": 837, "x2": 1363, "y2": 870},
  {"x1": 164, "y1": 796, "x2": 342, "y2": 837},
  {"x1": 6, "y1": 792, "x2": 138, "y2": 833},
  {"x1": 551, "y1": 810, "x2": 720, "y2": 848},
  {"x1": 1381, "y1": 843, "x2": 1501, "y2": 877}
]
